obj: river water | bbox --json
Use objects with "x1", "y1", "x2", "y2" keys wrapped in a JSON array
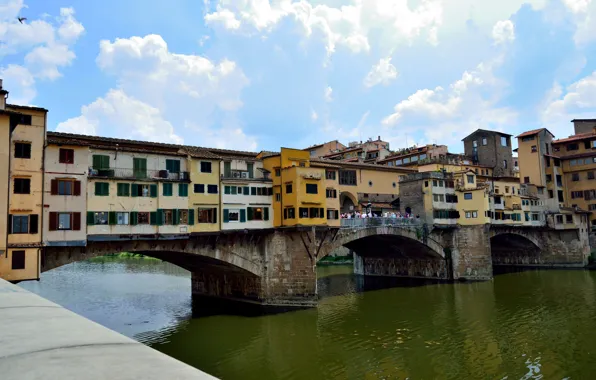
[{"x1": 19, "y1": 257, "x2": 596, "y2": 379}]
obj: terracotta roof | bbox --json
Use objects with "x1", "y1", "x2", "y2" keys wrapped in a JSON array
[
  {"x1": 462, "y1": 129, "x2": 512, "y2": 141},
  {"x1": 258, "y1": 151, "x2": 280, "y2": 158},
  {"x1": 0, "y1": 109, "x2": 24, "y2": 116},
  {"x1": 180, "y1": 146, "x2": 221, "y2": 160},
  {"x1": 323, "y1": 146, "x2": 363, "y2": 158},
  {"x1": 7, "y1": 103, "x2": 48, "y2": 112},
  {"x1": 552, "y1": 132, "x2": 596, "y2": 144},
  {"x1": 516, "y1": 128, "x2": 554, "y2": 138}
]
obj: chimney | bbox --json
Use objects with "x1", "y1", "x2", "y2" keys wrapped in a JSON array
[
  {"x1": 0, "y1": 79, "x2": 8, "y2": 110},
  {"x1": 378, "y1": 135, "x2": 380, "y2": 141}
]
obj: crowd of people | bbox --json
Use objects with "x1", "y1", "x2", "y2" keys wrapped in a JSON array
[{"x1": 340, "y1": 211, "x2": 419, "y2": 219}]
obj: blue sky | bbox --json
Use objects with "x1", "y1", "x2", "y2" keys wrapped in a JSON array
[{"x1": 2, "y1": 0, "x2": 596, "y2": 153}]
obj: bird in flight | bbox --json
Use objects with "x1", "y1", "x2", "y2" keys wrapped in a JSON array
[{"x1": 17, "y1": 17, "x2": 27, "y2": 24}]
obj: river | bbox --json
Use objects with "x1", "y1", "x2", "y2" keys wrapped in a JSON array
[{"x1": 18, "y1": 257, "x2": 596, "y2": 379}]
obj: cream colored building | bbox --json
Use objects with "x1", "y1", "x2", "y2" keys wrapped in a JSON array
[{"x1": 0, "y1": 79, "x2": 47, "y2": 281}]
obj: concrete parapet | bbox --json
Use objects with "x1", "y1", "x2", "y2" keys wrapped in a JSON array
[{"x1": 0, "y1": 278, "x2": 215, "y2": 380}]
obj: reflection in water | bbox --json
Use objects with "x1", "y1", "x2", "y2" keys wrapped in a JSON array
[{"x1": 19, "y1": 258, "x2": 596, "y2": 379}]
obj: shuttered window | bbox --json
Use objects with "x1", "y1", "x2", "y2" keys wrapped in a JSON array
[
  {"x1": 117, "y1": 183, "x2": 130, "y2": 196},
  {"x1": 94, "y1": 182, "x2": 109, "y2": 196},
  {"x1": 59, "y1": 149, "x2": 74, "y2": 164},
  {"x1": 166, "y1": 159, "x2": 181, "y2": 173},
  {"x1": 178, "y1": 184, "x2": 189, "y2": 197},
  {"x1": 163, "y1": 183, "x2": 173, "y2": 196},
  {"x1": 92, "y1": 155, "x2": 110, "y2": 170}
]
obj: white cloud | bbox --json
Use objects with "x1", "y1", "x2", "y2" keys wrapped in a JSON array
[
  {"x1": 60, "y1": 34, "x2": 254, "y2": 150},
  {"x1": 382, "y1": 57, "x2": 516, "y2": 148},
  {"x1": 205, "y1": 0, "x2": 546, "y2": 57},
  {"x1": 0, "y1": 64, "x2": 36, "y2": 104},
  {"x1": 0, "y1": 3, "x2": 84, "y2": 105},
  {"x1": 363, "y1": 57, "x2": 398, "y2": 88},
  {"x1": 325, "y1": 86, "x2": 333, "y2": 102},
  {"x1": 542, "y1": 71, "x2": 596, "y2": 136},
  {"x1": 563, "y1": 0, "x2": 592, "y2": 14},
  {"x1": 57, "y1": 89, "x2": 182, "y2": 144},
  {"x1": 492, "y1": 20, "x2": 515, "y2": 44},
  {"x1": 311, "y1": 109, "x2": 319, "y2": 121},
  {"x1": 568, "y1": 0, "x2": 596, "y2": 45}
]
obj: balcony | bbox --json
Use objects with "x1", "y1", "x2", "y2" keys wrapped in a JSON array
[
  {"x1": 88, "y1": 168, "x2": 190, "y2": 181},
  {"x1": 340, "y1": 217, "x2": 420, "y2": 228},
  {"x1": 221, "y1": 170, "x2": 271, "y2": 182}
]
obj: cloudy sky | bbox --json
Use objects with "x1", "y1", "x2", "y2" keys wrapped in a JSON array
[{"x1": 1, "y1": 0, "x2": 596, "y2": 153}]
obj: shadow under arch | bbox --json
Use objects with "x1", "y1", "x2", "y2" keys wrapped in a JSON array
[
  {"x1": 490, "y1": 232, "x2": 542, "y2": 267},
  {"x1": 340, "y1": 191, "x2": 358, "y2": 213}
]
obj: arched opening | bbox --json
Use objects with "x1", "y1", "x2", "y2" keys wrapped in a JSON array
[
  {"x1": 345, "y1": 235, "x2": 448, "y2": 279},
  {"x1": 490, "y1": 233, "x2": 542, "y2": 267},
  {"x1": 340, "y1": 191, "x2": 358, "y2": 214}
]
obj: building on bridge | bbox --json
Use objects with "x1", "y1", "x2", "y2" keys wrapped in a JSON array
[{"x1": 0, "y1": 80, "x2": 47, "y2": 282}]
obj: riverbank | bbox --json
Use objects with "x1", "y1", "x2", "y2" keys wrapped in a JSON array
[
  {"x1": 318, "y1": 256, "x2": 353, "y2": 266},
  {"x1": 88, "y1": 252, "x2": 161, "y2": 262}
]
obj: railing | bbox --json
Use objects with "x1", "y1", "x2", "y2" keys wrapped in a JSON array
[
  {"x1": 340, "y1": 217, "x2": 420, "y2": 228},
  {"x1": 88, "y1": 168, "x2": 190, "y2": 181}
]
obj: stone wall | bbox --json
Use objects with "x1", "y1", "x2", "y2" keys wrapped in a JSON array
[
  {"x1": 353, "y1": 253, "x2": 448, "y2": 279},
  {"x1": 447, "y1": 224, "x2": 493, "y2": 280}
]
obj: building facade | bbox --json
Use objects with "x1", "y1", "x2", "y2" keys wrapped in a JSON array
[
  {"x1": 304, "y1": 140, "x2": 346, "y2": 158},
  {"x1": 462, "y1": 129, "x2": 514, "y2": 177},
  {"x1": 378, "y1": 144, "x2": 448, "y2": 167},
  {"x1": 0, "y1": 80, "x2": 47, "y2": 281}
]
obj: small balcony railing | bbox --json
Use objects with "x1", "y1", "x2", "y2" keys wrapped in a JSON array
[
  {"x1": 89, "y1": 168, "x2": 190, "y2": 181},
  {"x1": 340, "y1": 217, "x2": 420, "y2": 228}
]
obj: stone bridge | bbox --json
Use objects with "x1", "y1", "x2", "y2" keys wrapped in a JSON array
[{"x1": 41, "y1": 220, "x2": 590, "y2": 310}]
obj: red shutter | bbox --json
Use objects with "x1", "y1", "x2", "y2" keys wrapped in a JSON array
[
  {"x1": 49, "y1": 212, "x2": 57, "y2": 231},
  {"x1": 59, "y1": 149, "x2": 65, "y2": 163},
  {"x1": 74, "y1": 181, "x2": 81, "y2": 196},
  {"x1": 51, "y1": 179, "x2": 58, "y2": 195},
  {"x1": 72, "y1": 213, "x2": 81, "y2": 231}
]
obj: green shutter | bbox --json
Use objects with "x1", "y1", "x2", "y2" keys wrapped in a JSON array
[
  {"x1": 251, "y1": 187, "x2": 256, "y2": 196},
  {"x1": 130, "y1": 211, "x2": 138, "y2": 225},
  {"x1": 223, "y1": 209, "x2": 229, "y2": 223},
  {"x1": 150, "y1": 184, "x2": 158, "y2": 198},
  {"x1": 224, "y1": 162, "x2": 231, "y2": 177},
  {"x1": 240, "y1": 209, "x2": 246, "y2": 223},
  {"x1": 247, "y1": 163, "x2": 254, "y2": 178},
  {"x1": 163, "y1": 183, "x2": 171, "y2": 196},
  {"x1": 173, "y1": 209, "x2": 179, "y2": 225},
  {"x1": 243, "y1": 186, "x2": 249, "y2": 195},
  {"x1": 264, "y1": 207, "x2": 269, "y2": 221},
  {"x1": 108, "y1": 211, "x2": 116, "y2": 225},
  {"x1": 156, "y1": 209, "x2": 164, "y2": 225},
  {"x1": 101, "y1": 155, "x2": 110, "y2": 169},
  {"x1": 95, "y1": 182, "x2": 102, "y2": 196},
  {"x1": 231, "y1": 187, "x2": 237, "y2": 195},
  {"x1": 150, "y1": 212, "x2": 157, "y2": 225},
  {"x1": 179, "y1": 184, "x2": 188, "y2": 197},
  {"x1": 87, "y1": 211, "x2": 95, "y2": 225},
  {"x1": 247, "y1": 207, "x2": 254, "y2": 221},
  {"x1": 224, "y1": 186, "x2": 231, "y2": 195},
  {"x1": 92, "y1": 155, "x2": 101, "y2": 170},
  {"x1": 166, "y1": 159, "x2": 180, "y2": 173},
  {"x1": 131, "y1": 184, "x2": 138, "y2": 197},
  {"x1": 117, "y1": 183, "x2": 130, "y2": 196},
  {"x1": 133, "y1": 158, "x2": 147, "y2": 179},
  {"x1": 188, "y1": 209, "x2": 195, "y2": 226}
]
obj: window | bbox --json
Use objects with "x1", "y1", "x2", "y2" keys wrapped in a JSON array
[
  {"x1": 286, "y1": 183, "x2": 293, "y2": 193},
  {"x1": 207, "y1": 185, "x2": 218, "y2": 194},
  {"x1": 12, "y1": 251, "x2": 25, "y2": 270},
  {"x1": 131, "y1": 184, "x2": 154, "y2": 197},
  {"x1": 47, "y1": 212, "x2": 80, "y2": 231},
  {"x1": 566, "y1": 214, "x2": 573, "y2": 223},
  {"x1": 558, "y1": 190, "x2": 565, "y2": 202},
  {"x1": 227, "y1": 209, "x2": 240, "y2": 222},
  {"x1": 432, "y1": 180, "x2": 438, "y2": 187},
  {"x1": 56, "y1": 179, "x2": 78, "y2": 196},
  {"x1": 200, "y1": 161, "x2": 212, "y2": 173},
  {"x1": 299, "y1": 162, "x2": 306, "y2": 168},
  {"x1": 306, "y1": 184, "x2": 318, "y2": 194},
  {"x1": 284, "y1": 207, "x2": 296, "y2": 219},
  {"x1": 556, "y1": 215, "x2": 564, "y2": 224},
  {"x1": 163, "y1": 210, "x2": 173, "y2": 225},
  {"x1": 481, "y1": 137, "x2": 487, "y2": 146},
  {"x1": 248, "y1": 207, "x2": 268, "y2": 221},
  {"x1": 59, "y1": 148, "x2": 74, "y2": 164},
  {"x1": 198, "y1": 208, "x2": 217, "y2": 223},
  {"x1": 339, "y1": 170, "x2": 357, "y2": 185},
  {"x1": 572, "y1": 191, "x2": 583, "y2": 199},
  {"x1": 94, "y1": 212, "x2": 108, "y2": 225},
  {"x1": 163, "y1": 183, "x2": 173, "y2": 196},
  {"x1": 326, "y1": 170, "x2": 336, "y2": 180},
  {"x1": 137, "y1": 212, "x2": 150, "y2": 225},
  {"x1": 326, "y1": 188, "x2": 337, "y2": 198},
  {"x1": 494, "y1": 196, "x2": 502, "y2": 204},
  {"x1": 179, "y1": 183, "x2": 189, "y2": 197},
  {"x1": 299, "y1": 208, "x2": 309, "y2": 218},
  {"x1": 117, "y1": 183, "x2": 130, "y2": 197},
  {"x1": 275, "y1": 168, "x2": 281, "y2": 177},
  {"x1": 396, "y1": 159, "x2": 403, "y2": 165},
  {"x1": 546, "y1": 174, "x2": 552, "y2": 182},
  {"x1": 473, "y1": 140, "x2": 478, "y2": 148},
  {"x1": 403, "y1": 157, "x2": 411, "y2": 164},
  {"x1": 522, "y1": 136, "x2": 535, "y2": 142},
  {"x1": 465, "y1": 211, "x2": 478, "y2": 218},
  {"x1": 133, "y1": 158, "x2": 147, "y2": 179},
  {"x1": 464, "y1": 193, "x2": 473, "y2": 200},
  {"x1": 275, "y1": 193, "x2": 281, "y2": 201},
  {"x1": 14, "y1": 143, "x2": 31, "y2": 159},
  {"x1": 195, "y1": 184, "x2": 205, "y2": 193},
  {"x1": 524, "y1": 177, "x2": 530, "y2": 184},
  {"x1": 11, "y1": 215, "x2": 29, "y2": 234},
  {"x1": 501, "y1": 136, "x2": 508, "y2": 146},
  {"x1": 589, "y1": 172, "x2": 595, "y2": 180},
  {"x1": 178, "y1": 210, "x2": 189, "y2": 224},
  {"x1": 571, "y1": 159, "x2": 577, "y2": 166},
  {"x1": 116, "y1": 212, "x2": 129, "y2": 225},
  {"x1": 567, "y1": 143, "x2": 579, "y2": 151},
  {"x1": 309, "y1": 208, "x2": 321, "y2": 218},
  {"x1": 503, "y1": 160, "x2": 508, "y2": 169},
  {"x1": 572, "y1": 173, "x2": 580, "y2": 181},
  {"x1": 166, "y1": 159, "x2": 181, "y2": 173},
  {"x1": 531, "y1": 145, "x2": 537, "y2": 153},
  {"x1": 94, "y1": 182, "x2": 109, "y2": 196},
  {"x1": 92, "y1": 155, "x2": 110, "y2": 170},
  {"x1": 327, "y1": 209, "x2": 339, "y2": 219},
  {"x1": 433, "y1": 194, "x2": 445, "y2": 202},
  {"x1": 13, "y1": 178, "x2": 30, "y2": 194}
]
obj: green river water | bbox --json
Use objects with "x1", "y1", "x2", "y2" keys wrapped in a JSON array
[{"x1": 19, "y1": 258, "x2": 596, "y2": 379}]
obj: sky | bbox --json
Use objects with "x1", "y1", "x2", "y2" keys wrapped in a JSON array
[{"x1": 2, "y1": 0, "x2": 596, "y2": 154}]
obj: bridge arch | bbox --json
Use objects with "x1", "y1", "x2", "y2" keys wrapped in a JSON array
[
  {"x1": 340, "y1": 191, "x2": 358, "y2": 213},
  {"x1": 489, "y1": 230, "x2": 542, "y2": 266}
]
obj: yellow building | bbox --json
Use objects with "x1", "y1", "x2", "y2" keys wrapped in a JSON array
[
  {"x1": 261, "y1": 148, "x2": 327, "y2": 227},
  {"x1": 0, "y1": 80, "x2": 47, "y2": 281},
  {"x1": 183, "y1": 147, "x2": 221, "y2": 233},
  {"x1": 454, "y1": 170, "x2": 490, "y2": 226}
]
